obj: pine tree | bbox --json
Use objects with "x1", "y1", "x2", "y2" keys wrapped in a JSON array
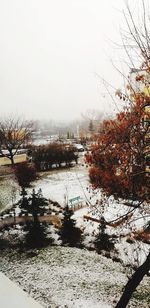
[
  {"x1": 19, "y1": 188, "x2": 49, "y2": 221},
  {"x1": 24, "y1": 220, "x2": 50, "y2": 249},
  {"x1": 59, "y1": 205, "x2": 82, "y2": 247},
  {"x1": 19, "y1": 187, "x2": 29, "y2": 210},
  {"x1": 94, "y1": 216, "x2": 114, "y2": 253},
  {"x1": 89, "y1": 120, "x2": 94, "y2": 132},
  {"x1": 18, "y1": 188, "x2": 53, "y2": 248}
]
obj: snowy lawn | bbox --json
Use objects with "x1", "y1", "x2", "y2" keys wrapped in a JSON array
[
  {"x1": 33, "y1": 163, "x2": 90, "y2": 205},
  {"x1": 0, "y1": 176, "x2": 19, "y2": 212},
  {"x1": 0, "y1": 246, "x2": 149, "y2": 308},
  {"x1": 0, "y1": 161, "x2": 149, "y2": 307}
]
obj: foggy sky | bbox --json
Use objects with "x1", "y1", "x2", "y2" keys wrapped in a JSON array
[{"x1": 0, "y1": 0, "x2": 131, "y2": 122}]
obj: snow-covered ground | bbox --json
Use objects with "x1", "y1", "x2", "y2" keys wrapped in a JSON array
[
  {"x1": 0, "y1": 156, "x2": 89, "y2": 211},
  {"x1": 33, "y1": 163, "x2": 90, "y2": 206},
  {"x1": 1, "y1": 158, "x2": 149, "y2": 234},
  {"x1": 0, "y1": 246, "x2": 149, "y2": 308},
  {"x1": 29, "y1": 162, "x2": 149, "y2": 267},
  {"x1": 74, "y1": 207, "x2": 149, "y2": 268},
  {"x1": 1, "y1": 161, "x2": 149, "y2": 266},
  {"x1": 31, "y1": 162, "x2": 149, "y2": 235},
  {"x1": 0, "y1": 176, "x2": 19, "y2": 212},
  {"x1": 0, "y1": 160, "x2": 149, "y2": 307}
]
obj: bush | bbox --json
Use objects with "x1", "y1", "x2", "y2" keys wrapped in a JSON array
[
  {"x1": 31, "y1": 143, "x2": 78, "y2": 171},
  {"x1": 14, "y1": 162, "x2": 37, "y2": 187}
]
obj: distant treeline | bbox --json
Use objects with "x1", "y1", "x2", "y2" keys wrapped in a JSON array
[{"x1": 29, "y1": 143, "x2": 78, "y2": 171}]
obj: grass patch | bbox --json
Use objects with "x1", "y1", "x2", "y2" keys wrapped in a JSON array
[{"x1": 133, "y1": 288, "x2": 150, "y2": 302}]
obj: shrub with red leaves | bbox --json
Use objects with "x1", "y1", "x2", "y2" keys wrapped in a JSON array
[{"x1": 14, "y1": 162, "x2": 37, "y2": 187}]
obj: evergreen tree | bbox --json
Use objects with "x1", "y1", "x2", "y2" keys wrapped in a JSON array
[
  {"x1": 94, "y1": 216, "x2": 114, "y2": 253},
  {"x1": 59, "y1": 205, "x2": 82, "y2": 247},
  {"x1": 19, "y1": 188, "x2": 49, "y2": 221},
  {"x1": 18, "y1": 188, "x2": 53, "y2": 248},
  {"x1": 67, "y1": 131, "x2": 70, "y2": 139},
  {"x1": 19, "y1": 187, "x2": 29, "y2": 209},
  {"x1": 89, "y1": 120, "x2": 94, "y2": 132},
  {"x1": 24, "y1": 221, "x2": 50, "y2": 249}
]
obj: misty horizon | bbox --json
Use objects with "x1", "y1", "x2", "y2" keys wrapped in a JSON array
[{"x1": 0, "y1": 0, "x2": 136, "y2": 121}]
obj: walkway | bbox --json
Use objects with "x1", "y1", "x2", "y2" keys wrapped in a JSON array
[
  {"x1": 0, "y1": 214, "x2": 61, "y2": 230},
  {"x1": 0, "y1": 202, "x2": 85, "y2": 230},
  {"x1": 0, "y1": 272, "x2": 42, "y2": 308}
]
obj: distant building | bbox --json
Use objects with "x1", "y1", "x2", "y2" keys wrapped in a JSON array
[{"x1": 0, "y1": 154, "x2": 27, "y2": 166}]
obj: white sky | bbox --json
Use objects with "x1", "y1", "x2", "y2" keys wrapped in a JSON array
[{"x1": 0, "y1": 0, "x2": 134, "y2": 122}]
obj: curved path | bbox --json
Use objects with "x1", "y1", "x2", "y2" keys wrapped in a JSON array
[{"x1": 0, "y1": 214, "x2": 61, "y2": 230}]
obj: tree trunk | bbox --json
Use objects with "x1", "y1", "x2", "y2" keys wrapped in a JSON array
[
  {"x1": 10, "y1": 155, "x2": 14, "y2": 166},
  {"x1": 9, "y1": 150, "x2": 14, "y2": 166},
  {"x1": 115, "y1": 252, "x2": 150, "y2": 308}
]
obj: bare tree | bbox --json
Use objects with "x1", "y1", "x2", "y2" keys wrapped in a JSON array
[
  {"x1": 121, "y1": 0, "x2": 150, "y2": 69},
  {"x1": 0, "y1": 116, "x2": 33, "y2": 165},
  {"x1": 81, "y1": 109, "x2": 104, "y2": 135}
]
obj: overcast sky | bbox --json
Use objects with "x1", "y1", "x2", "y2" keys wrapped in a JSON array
[{"x1": 0, "y1": 0, "x2": 134, "y2": 122}]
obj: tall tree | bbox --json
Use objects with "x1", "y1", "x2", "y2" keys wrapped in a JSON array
[
  {"x1": 86, "y1": 1, "x2": 150, "y2": 306},
  {"x1": 0, "y1": 116, "x2": 33, "y2": 165},
  {"x1": 19, "y1": 188, "x2": 49, "y2": 222},
  {"x1": 18, "y1": 189, "x2": 52, "y2": 248},
  {"x1": 86, "y1": 97, "x2": 150, "y2": 307}
]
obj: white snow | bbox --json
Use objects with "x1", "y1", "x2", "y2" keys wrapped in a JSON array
[
  {"x1": 0, "y1": 246, "x2": 149, "y2": 308},
  {"x1": 33, "y1": 165, "x2": 90, "y2": 206},
  {"x1": 0, "y1": 159, "x2": 149, "y2": 308}
]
